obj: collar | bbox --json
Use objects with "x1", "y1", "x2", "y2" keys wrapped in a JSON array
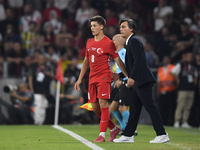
[{"x1": 126, "y1": 33, "x2": 134, "y2": 45}]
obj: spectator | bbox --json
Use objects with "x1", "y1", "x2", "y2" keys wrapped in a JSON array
[
  {"x1": 42, "y1": 24, "x2": 55, "y2": 49},
  {"x1": 7, "y1": 41, "x2": 27, "y2": 77},
  {"x1": 171, "y1": 20, "x2": 195, "y2": 63},
  {"x1": 21, "y1": 21, "x2": 39, "y2": 51},
  {"x1": 155, "y1": 26, "x2": 170, "y2": 62},
  {"x1": 45, "y1": 45, "x2": 59, "y2": 75},
  {"x1": 168, "y1": 33, "x2": 178, "y2": 55},
  {"x1": 0, "y1": 83, "x2": 34, "y2": 124},
  {"x1": 118, "y1": 8, "x2": 131, "y2": 23},
  {"x1": 28, "y1": 55, "x2": 52, "y2": 125},
  {"x1": 59, "y1": 86, "x2": 85, "y2": 124},
  {"x1": 43, "y1": 10, "x2": 62, "y2": 35},
  {"x1": 54, "y1": 0, "x2": 70, "y2": 18},
  {"x1": 105, "y1": 26, "x2": 118, "y2": 40},
  {"x1": 56, "y1": 22, "x2": 73, "y2": 46},
  {"x1": 171, "y1": 52, "x2": 198, "y2": 128},
  {"x1": 75, "y1": 0, "x2": 93, "y2": 28},
  {"x1": 157, "y1": 55, "x2": 177, "y2": 125},
  {"x1": 3, "y1": 41, "x2": 13, "y2": 58},
  {"x1": 21, "y1": 56, "x2": 32, "y2": 84},
  {"x1": 153, "y1": 0, "x2": 173, "y2": 33},
  {"x1": 42, "y1": 0, "x2": 62, "y2": 22},
  {"x1": 61, "y1": 37, "x2": 78, "y2": 58},
  {"x1": 0, "y1": 8, "x2": 19, "y2": 36},
  {"x1": 26, "y1": 0, "x2": 42, "y2": 11},
  {"x1": 145, "y1": 42, "x2": 159, "y2": 69},
  {"x1": 31, "y1": 49, "x2": 42, "y2": 64},
  {"x1": 130, "y1": 11, "x2": 144, "y2": 34},
  {"x1": 63, "y1": 57, "x2": 80, "y2": 93},
  {"x1": 104, "y1": 8, "x2": 118, "y2": 27},
  {"x1": 27, "y1": 36, "x2": 45, "y2": 57},
  {"x1": 73, "y1": 29, "x2": 85, "y2": 51},
  {"x1": 19, "y1": 4, "x2": 41, "y2": 33},
  {"x1": 4, "y1": 24, "x2": 21, "y2": 43}
]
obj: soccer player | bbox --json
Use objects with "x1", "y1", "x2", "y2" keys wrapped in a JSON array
[
  {"x1": 74, "y1": 16, "x2": 128, "y2": 142},
  {"x1": 110, "y1": 34, "x2": 131, "y2": 134}
]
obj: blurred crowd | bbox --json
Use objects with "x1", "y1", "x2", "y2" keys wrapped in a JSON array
[{"x1": 0, "y1": 0, "x2": 200, "y2": 126}]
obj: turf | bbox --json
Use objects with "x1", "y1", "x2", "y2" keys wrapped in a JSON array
[{"x1": 0, "y1": 124, "x2": 199, "y2": 150}]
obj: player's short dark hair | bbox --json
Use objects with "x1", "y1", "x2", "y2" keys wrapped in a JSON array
[
  {"x1": 89, "y1": 15, "x2": 106, "y2": 28},
  {"x1": 119, "y1": 18, "x2": 137, "y2": 34}
]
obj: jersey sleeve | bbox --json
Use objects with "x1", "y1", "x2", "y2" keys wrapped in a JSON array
[{"x1": 109, "y1": 42, "x2": 119, "y2": 59}]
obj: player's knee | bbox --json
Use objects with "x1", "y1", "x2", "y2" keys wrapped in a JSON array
[{"x1": 110, "y1": 105, "x2": 115, "y2": 112}]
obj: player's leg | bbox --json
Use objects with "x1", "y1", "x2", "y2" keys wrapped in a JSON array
[
  {"x1": 110, "y1": 97, "x2": 126, "y2": 131},
  {"x1": 98, "y1": 82, "x2": 120, "y2": 142},
  {"x1": 88, "y1": 83, "x2": 105, "y2": 142},
  {"x1": 118, "y1": 81, "x2": 131, "y2": 125},
  {"x1": 119, "y1": 105, "x2": 129, "y2": 124}
]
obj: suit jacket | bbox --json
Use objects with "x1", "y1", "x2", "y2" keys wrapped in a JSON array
[{"x1": 125, "y1": 34, "x2": 156, "y2": 88}]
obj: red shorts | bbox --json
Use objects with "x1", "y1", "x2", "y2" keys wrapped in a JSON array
[{"x1": 88, "y1": 82, "x2": 112, "y2": 103}]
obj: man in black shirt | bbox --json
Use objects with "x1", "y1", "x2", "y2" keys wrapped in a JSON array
[
  {"x1": 28, "y1": 55, "x2": 52, "y2": 125},
  {"x1": 7, "y1": 41, "x2": 27, "y2": 77}
]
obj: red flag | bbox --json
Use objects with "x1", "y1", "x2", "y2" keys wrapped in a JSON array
[{"x1": 54, "y1": 59, "x2": 64, "y2": 84}]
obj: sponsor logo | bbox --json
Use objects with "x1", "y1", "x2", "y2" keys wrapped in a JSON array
[
  {"x1": 92, "y1": 47, "x2": 96, "y2": 51},
  {"x1": 97, "y1": 48, "x2": 104, "y2": 54},
  {"x1": 87, "y1": 49, "x2": 90, "y2": 51},
  {"x1": 102, "y1": 93, "x2": 107, "y2": 96}
]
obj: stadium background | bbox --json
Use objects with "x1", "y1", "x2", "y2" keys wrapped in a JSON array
[{"x1": 0, "y1": 0, "x2": 199, "y2": 127}]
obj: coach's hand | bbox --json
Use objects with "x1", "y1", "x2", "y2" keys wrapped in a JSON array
[
  {"x1": 74, "y1": 79, "x2": 82, "y2": 91},
  {"x1": 114, "y1": 80, "x2": 122, "y2": 89},
  {"x1": 127, "y1": 78, "x2": 135, "y2": 88}
]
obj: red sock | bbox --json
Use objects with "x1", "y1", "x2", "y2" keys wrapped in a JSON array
[
  {"x1": 96, "y1": 109, "x2": 115, "y2": 131},
  {"x1": 100, "y1": 107, "x2": 110, "y2": 132}
]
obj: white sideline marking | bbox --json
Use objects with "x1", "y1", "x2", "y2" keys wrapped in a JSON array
[
  {"x1": 166, "y1": 142, "x2": 191, "y2": 150},
  {"x1": 52, "y1": 125, "x2": 105, "y2": 150}
]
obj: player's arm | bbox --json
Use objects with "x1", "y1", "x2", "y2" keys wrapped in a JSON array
[
  {"x1": 114, "y1": 57, "x2": 128, "y2": 78},
  {"x1": 74, "y1": 57, "x2": 89, "y2": 91}
]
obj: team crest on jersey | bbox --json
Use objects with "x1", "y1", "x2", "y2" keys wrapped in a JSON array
[
  {"x1": 92, "y1": 47, "x2": 96, "y2": 51},
  {"x1": 97, "y1": 48, "x2": 104, "y2": 54}
]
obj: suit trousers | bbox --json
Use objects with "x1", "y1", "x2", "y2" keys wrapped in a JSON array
[{"x1": 124, "y1": 82, "x2": 166, "y2": 136}]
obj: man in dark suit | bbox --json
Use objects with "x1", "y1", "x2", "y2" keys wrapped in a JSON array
[{"x1": 113, "y1": 18, "x2": 170, "y2": 143}]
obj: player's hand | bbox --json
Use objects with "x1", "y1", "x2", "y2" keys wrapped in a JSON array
[
  {"x1": 60, "y1": 94, "x2": 65, "y2": 99},
  {"x1": 11, "y1": 91, "x2": 17, "y2": 97},
  {"x1": 74, "y1": 79, "x2": 82, "y2": 91},
  {"x1": 111, "y1": 72, "x2": 119, "y2": 82},
  {"x1": 114, "y1": 80, "x2": 122, "y2": 89},
  {"x1": 127, "y1": 78, "x2": 135, "y2": 88}
]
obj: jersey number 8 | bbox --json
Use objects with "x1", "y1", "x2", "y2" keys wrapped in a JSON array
[{"x1": 91, "y1": 55, "x2": 95, "y2": 63}]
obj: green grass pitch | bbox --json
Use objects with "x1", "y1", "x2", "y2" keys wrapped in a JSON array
[{"x1": 0, "y1": 124, "x2": 199, "y2": 150}]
